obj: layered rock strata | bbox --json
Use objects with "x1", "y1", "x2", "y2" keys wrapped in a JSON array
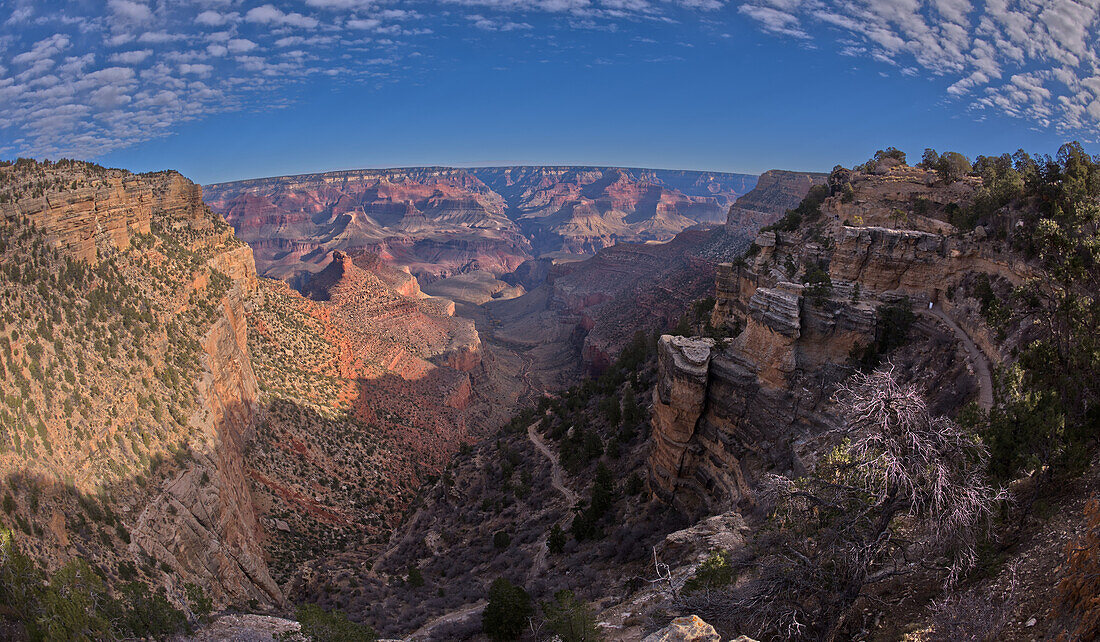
[
  {"x1": 0, "y1": 162, "x2": 281, "y2": 607},
  {"x1": 204, "y1": 165, "x2": 757, "y2": 285},
  {"x1": 651, "y1": 165, "x2": 1020, "y2": 518},
  {"x1": 725, "y1": 169, "x2": 827, "y2": 231}
]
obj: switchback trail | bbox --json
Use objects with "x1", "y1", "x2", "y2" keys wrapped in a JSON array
[{"x1": 919, "y1": 307, "x2": 994, "y2": 411}]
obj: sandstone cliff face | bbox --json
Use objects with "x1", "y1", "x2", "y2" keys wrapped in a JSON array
[
  {"x1": 0, "y1": 176, "x2": 152, "y2": 264},
  {"x1": 131, "y1": 282, "x2": 282, "y2": 606},
  {"x1": 650, "y1": 164, "x2": 1013, "y2": 518},
  {"x1": 725, "y1": 169, "x2": 827, "y2": 231},
  {"x1": 0, "y1": 169, "x2": 211, "y2": 265}
]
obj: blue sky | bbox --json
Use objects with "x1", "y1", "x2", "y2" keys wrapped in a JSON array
[{"x1": 1, "y1": 1, "x2": 1098, "y2": 184}]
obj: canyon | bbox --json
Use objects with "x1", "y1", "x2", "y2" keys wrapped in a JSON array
[
  {"x1": 203, "y1": 166, "x2": 756, "y2": 287},
  {"x1": 1, "y1": 152, "x2": 1095, "y2": 642}
]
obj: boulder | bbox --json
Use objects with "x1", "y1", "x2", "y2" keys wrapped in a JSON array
[{"x1": 642, "y1": 615, "x2": 721, "y2": 642}]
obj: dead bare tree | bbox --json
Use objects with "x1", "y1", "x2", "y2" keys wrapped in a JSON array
[
  {"x1": 649, "y1": 546, "x2": 677, "y2": 599},
  {"x1": 715, "y1": 366, "x2": 1005, "y2": 641}
]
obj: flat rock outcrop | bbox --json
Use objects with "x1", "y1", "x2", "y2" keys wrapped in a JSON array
[{"x1": 642, "y1": 615, "x2": 722, "y2": 642}]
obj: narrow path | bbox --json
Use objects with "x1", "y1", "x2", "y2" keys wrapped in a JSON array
[
  {"x1": 918, "y1": 307, "x2": 994, "y2": 411},
  {"x1": 528, "y1": 422, "x2": 578, "y2": 506},
  {"x1": 404, "y1": 600, "x2": 487, "y2": 641},
  {"x1": 525, "y1": 421, "x2": 578, "y2": 585}
]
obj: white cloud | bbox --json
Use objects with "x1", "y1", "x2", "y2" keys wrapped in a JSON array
[
  {"x1": 107, "y1": 0, "x2": 154, "y2": 25},
  {"x1": 738, "y1": 0, "x2": 1100, "y2": 137},
  {"x1": 195, "y1": 11, "x2": 239, "y2": 27},
  {"x1": 467, "y1": 14, "x2": 534, "y2": 30},
  {"x1": 305, "y1": 0, "x2": 378, "y2": 8},
  {"x1": 138, "y1": 31, "x2": 186, "y2": 44},
  {"x1": 109, "y1": 49, "x2": 153, "y2": 64},
  {"x1": 738, "y1": 5, "x2": 808, "y2": 39},
  {"x1": 346, "y1": 18, "x2": 382, "y2": 30},
  {"x1": 227, "y1": 38, "x2": 258, "y2": 53},
  {"x1": 179, "y1": 63, "x2": 214, "y2": 76},
  {"x1": 245, "y1": 5, "x2": 320, "y2": 29},
  {"x1": 3, "y1": 0, "x2": 1093, "y2": 161}
]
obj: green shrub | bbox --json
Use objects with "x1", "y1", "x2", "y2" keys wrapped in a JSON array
[
  {"x1": 803, "y1": 262, "x2": 832, "y2": 305},
  {"x1": 118, "y1": 582, "x2": 187, "y2": 637},
  {"x1": 683, "y1": 550, "x2": 735, "y2": 593},
  {"x1": 850, "y1": 298, "x2": 915, "y2": 370},
  {"x1": 185, "y1": 582, "x2": 213, "y2": 620},
  {"x1": 295, "y1": 603, "x2": 376, "y2": 642},
  {"x1": 547, "y1": 524, "x2": 566, "y2": 555},
  {"x1": 936, "y1": 151, "x2": 973, "y2": 183}
]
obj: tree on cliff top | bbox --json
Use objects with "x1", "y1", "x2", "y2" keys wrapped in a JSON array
[
  {"x1": 935, "y1": 151, "x2": 973, "y2": 183},
  {"x1": 703, "y1": 368, "x2": 1003, "y2": 641}
]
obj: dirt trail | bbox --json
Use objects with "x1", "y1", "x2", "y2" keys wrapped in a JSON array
[
  {"x1": 525, "y1": 421, "x2": 578, "y2": 584},
  {"x1": 528, "y1": 422, "x2": 578, "y2": 506},
  {"x1": 919, "y1": 306, "x2": 994, "y2": 411},
  {"x1": 404, "y1": 600, "x2": 487, "y2": 641}
]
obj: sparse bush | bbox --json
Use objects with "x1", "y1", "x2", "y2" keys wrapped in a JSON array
[
  {"x1": 850, "y1": 298, "x2": 915, "y2": 370},
  {"x1": 547, "y1": 524, "x2": 566, "y2": 555},
  {"x1": 295, "y1": 603, "x2": 377, "y2": 642},
  {"x1": 541, "y1": 589, "x2": 602, "y2": 642},
  {"x1": 185, "y1": 582, "x2": 213, "y2": 621},
  {"x1": 682, "y1": 550, "x2": 735, "y2": 594}
]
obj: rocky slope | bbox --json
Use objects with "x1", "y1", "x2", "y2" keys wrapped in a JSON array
[
  {"x1": 243, "y1": 262, "x2": 530, "y2": 586},
  {"x1": 0, "y1": 159, "x2": 280, "y2": 609},
  {"x1": 203, "y1": 166, "x2": 756, "y2": 286},
  {"x1": 289, "y1": 342, "x2": 691, "y2": 640},
  {"x1": 0, "y1": 159, "x2": 539, "y2": 629},
  {"x1": 348, "y1": 155, "x2": 1097, "y2": 641}
]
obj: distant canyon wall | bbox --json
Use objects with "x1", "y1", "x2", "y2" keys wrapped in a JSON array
[{"x1": 203, "y1": 165, "x2": 757, "y2": 287}]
